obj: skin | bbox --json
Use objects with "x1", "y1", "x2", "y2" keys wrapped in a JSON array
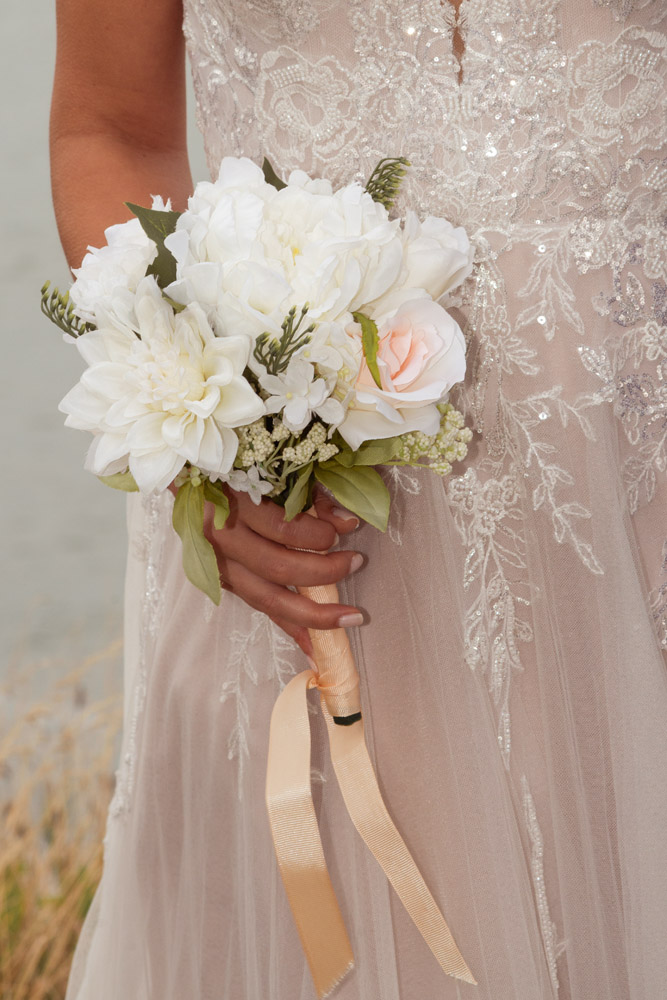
[{"x1": 51, "y1": 0, "x2": 366, "y2": 655}]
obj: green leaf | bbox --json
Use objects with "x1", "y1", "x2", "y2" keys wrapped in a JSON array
[
  {"x1": 98, "y1": 471, "x2": 139, "y2": 492},
  {"x1": 203, "y1": 480, "x2": 231, "y2": 531},
  {"x1": 314, "y1": 464, "x2": 390, "y2": 532},
  {"x1": 125, "y1": 202, "x2": 181, "y2": 289},
  {"x1": 262, "y1": 157, "x2": 287, "y2": 191},
  {"x1": 333, "y1": 437, "x2": 402, "y2": 468},
  {"x1": 352, "y1": 311, "x2": 382, "y2": 389},
  {"x1": 284, "y1": 463, "x2": 314, "y2": 521},
  {"x1": 172, "y1": 481, "x2": 221, "y2": 605}
]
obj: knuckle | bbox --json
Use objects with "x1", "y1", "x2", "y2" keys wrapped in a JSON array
[
  {"x1": 268, "y1": 554, "x2": 292, "y2": 584},
  {"x1": 260, "y1": 590, "x2": 284, "y2": 619},
  {"x1": 275, "y1": 516, "x2": 303, "y2": 545},
  {"x1": 318, "y1": 553, "x2": 348, "y2": 584}
]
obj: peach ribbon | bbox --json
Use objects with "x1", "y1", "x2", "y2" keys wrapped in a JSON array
[{"x1": 265, "y1": 576, "x2": 477, "y2": 997}]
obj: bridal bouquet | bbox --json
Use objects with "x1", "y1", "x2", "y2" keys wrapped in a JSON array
[
  {"x1": 42, "y1": 156, "x2": 477, "y2": 993},
  {"x1": 42, "y1": 156, "x2": 472, "y2": 605}
]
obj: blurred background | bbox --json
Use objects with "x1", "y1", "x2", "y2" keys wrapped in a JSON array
[
  {"x1": 1, "y1": 0, "x2": 208, "y2": 685},
  {"x1": 0, "y1": 3, "x2": 208, "y2": 993}
]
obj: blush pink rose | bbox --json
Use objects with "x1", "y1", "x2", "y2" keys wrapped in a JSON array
[{"x1": 338, "y1": 298, "x2": 466, "y2": 450}]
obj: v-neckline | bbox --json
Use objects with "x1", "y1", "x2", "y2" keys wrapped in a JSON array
[{"x1": 441, "y1": 0, "x2": 467, "y2": 83}]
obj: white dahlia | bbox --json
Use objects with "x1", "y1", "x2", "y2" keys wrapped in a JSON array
[{"x1": 59, "y1": 277, "x2": 265, "y2": 492}]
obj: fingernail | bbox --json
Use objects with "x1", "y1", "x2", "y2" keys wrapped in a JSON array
[
  {"x1": 349, "y1": 553, "x2": 364, "y2": 573},
  {"x1": 329, "y1": 533, "x2": 340, "y2": 549},
  {"x1": 332, "y1": 506, "x2": 360, "y2": 527},
  {"x1": 337, "y1": 612, "x2": 364, "y2": 628}
]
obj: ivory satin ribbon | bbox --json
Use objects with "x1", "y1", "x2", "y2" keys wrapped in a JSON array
[{"x1": 265, "y1": 575, "x2": 477, "y2": 997}]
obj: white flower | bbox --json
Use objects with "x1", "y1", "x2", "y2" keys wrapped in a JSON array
[
  {"x1": 270, "y1": 180, "x2": 403, "y2": 322},
  {"x1": 399, "y1": 212, "x2": 473, "y2": 300},
  {"x1": 224, "y1": 466, "x2": 273, "y2": 505},
  {"x1": 69, "y1": 195, "x2": 171, "y2": 326},
  {"x1": 369, "y1": 213, "x2": 473, "y2": 319},
  {"x1": 338, "y1": 298, "x2": 467, "y2": 449},
  {"x1": 59, "y1": 277, "x2": 265, "y2": 492},
  {"x1": 164, "y1": 166, "x2": 404, "y2": 344},
  {"x1": 260, "y1": 359, "x2": 344, "y2": 433},
  {"x1": 295, "y1": 320, "x2": 351, "y2": 373}
]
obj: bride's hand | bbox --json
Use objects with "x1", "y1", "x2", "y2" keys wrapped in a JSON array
[{"x1": 203, "y1": 488, "x2": 364, "y2": 655}]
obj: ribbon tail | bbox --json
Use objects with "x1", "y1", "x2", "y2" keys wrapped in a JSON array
[
  {"x1": 323, "y1": 707, "x2": 477, "y2": 986},
  {"x1": 266, "y1": 669, "x2": 355, "y2": 998}
]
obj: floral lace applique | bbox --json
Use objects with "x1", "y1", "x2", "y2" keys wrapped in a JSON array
[
  {"x1": 219, "y1": 610, "x2": 298, "y2": 794},
  {"x1": 447, "y1": 468, "x2": 533, "y2": 765},
  {"x1": 650, "y1": 539, "x2": 667, "y2": 650},
  {"x1": 521, "y1": 776, "x2": 566, "y2": 993}
]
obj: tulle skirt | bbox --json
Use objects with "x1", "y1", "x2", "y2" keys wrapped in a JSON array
[{"x1": 66, "y1": 429, "x2": 667, "y2": 999}]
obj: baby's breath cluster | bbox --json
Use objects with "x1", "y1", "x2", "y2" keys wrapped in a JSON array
[
  {"x1": 237, "y1": 421, "x2": 275, "y2": 468},
  {"x1": 281, "y1": 422, "x2": 339, "y2": 466},
  {"x1": 396, "y1": 403, "x2": 473, "y2": 476},
  {"x1": 227, "y1": 417, "x2": 341, "y2": 503}
]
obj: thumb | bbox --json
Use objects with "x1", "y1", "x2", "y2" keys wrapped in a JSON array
[{"x1": 312, "y1": 486, "x2": 360, "y2": 535}]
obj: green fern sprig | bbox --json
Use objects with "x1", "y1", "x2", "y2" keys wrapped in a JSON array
[
  {"x1": 365, "y1": 157, "x2": 411, "y2": 211},
  {"x1": 253, "y1": 304, "x2": 315, "y2": 376},
  {"x1": 40, "y1": 282, "x2": 91, "y2": 338}
]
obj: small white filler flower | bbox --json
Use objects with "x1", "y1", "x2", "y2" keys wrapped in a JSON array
[
  {"x1": 260, "y1": 358, "x2": 344, "y2": 433},
  {"x1": 225, "y1": 466, "x2": 274, "y2": 504}
]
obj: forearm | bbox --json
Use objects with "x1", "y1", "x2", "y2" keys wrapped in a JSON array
[{"x1": 50, "y1": 132, "x2": 193, "y2": 270}]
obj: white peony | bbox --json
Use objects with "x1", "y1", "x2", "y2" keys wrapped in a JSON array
[
  {"x1": 398, "y1": 212, "x2": 473, "y2": 300},
  {"x1": 60, "y1": 277, "x2": 265, "y2": 492},
  {"x1": 69, "y1": 195, "x2": 171, "y2": 326},
  {"x1": 338, "y1": 299, "x2": 467, "y2": 449},
  {"x1": 164, "y1": 161, "x2": 404, "y2": 344}
]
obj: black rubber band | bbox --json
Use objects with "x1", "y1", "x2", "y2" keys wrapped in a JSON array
[{"x1": 332, "y1": 711, "x2": 362, "y2": 727}]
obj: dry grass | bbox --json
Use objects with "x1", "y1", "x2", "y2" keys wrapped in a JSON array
[{"x1": 0, "y1": 642, "x2": 123, "y2": 1000}]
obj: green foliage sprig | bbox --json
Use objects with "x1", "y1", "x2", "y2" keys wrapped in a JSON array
[
  {"x1": 40, "y1": 282, "x2": 91, "y2": 338},
  {"x1": 253, "y1": 304, "x2": 315, "y2": 375},
  {"x1": 364, "y1": 157, "x2": 411, "y2": 211}
]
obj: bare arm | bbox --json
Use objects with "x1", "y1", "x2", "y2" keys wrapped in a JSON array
[
  {"x1": 51, "y1": 0, "x2": 365, "y2": 652},
  {"x1": 51, "y1": 0, "x2": 193, "y2": 267}
]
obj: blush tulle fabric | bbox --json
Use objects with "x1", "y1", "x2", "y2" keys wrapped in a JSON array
[{"x1": 66, "y1": 1, "x2": 667, "y2": 998}]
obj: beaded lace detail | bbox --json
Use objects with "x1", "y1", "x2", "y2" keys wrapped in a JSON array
[{"x1": 108, "y1": 494, "x2": 167, "y2": 822}]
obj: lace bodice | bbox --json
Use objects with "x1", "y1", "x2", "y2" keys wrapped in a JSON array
[{"x1": 183, "y1": 0, "x2": 665, "y2": 231}]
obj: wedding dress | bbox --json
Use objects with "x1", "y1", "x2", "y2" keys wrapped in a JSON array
[{"x1": 66, "y1": 1, "x2": 667, "y2": 997}]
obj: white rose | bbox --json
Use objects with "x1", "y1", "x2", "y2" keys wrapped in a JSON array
[
  {"x1": 60, "y1": 277, "x2": 265, "y2": 492},
  {"x1": 369, "y1": 213, "x2": 473, "y2": 320},
  {"x1": 338, "y1": 299, "x2": 466, "y2": 449},
  {"x1": 400, "y1": 212, "x2": 473, "y2": 299},
  {"x1": 69, "y1": 195, "x2": 171, "y2": 326}
]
